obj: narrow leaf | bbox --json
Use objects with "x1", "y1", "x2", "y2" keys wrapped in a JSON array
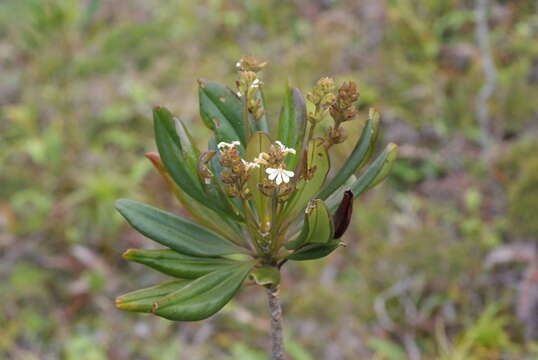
[
  {"x1": 317, "y1": 114, "x2": 378, "y2": 200},
  {"x1": 285, "y1": 199, "x2": 333, "y2": 250},
  {"x1": 174, "y1": 116, "x2": 200, "y2": 177},
  {"x1": 116, "y1": 199, "x2": 245, "y2": 257},
  {"x1": 154, "y1": 106, "x2": 243, "y2": 222},
  {"x1": 287, "y1": 242, "x2": 340, "y2": 261},
  {"x1": 154, "y1": 106, "x2": 204, "y2": 201},
  {"x1": 115, "y1": 279, "x2": 191, "y2": 312},
  {"x1": 246, "y1": 132, "x2": 272, "y2": 226},
  {"x1": 198, "y1": 79, "x2": 246, "y2": 145},
  {"x1": 283, "y1": 137, "x2": 330, "y2": 219},
  {"x1": 327, "y1": 143, "x2": 398, "y2": 213},
  {"x1": 145, "y1": 152, "x2": 241, "y2": 240},
  {"x1": 361, "y1": 108, "x2": 381, "y2": 167},
  {"x1": 284, "y1": 215, "x2": 310, "y2": 250},
  {"x1": 277, "y1": 85, "x2": 307, "y2": 169},
  {"x1": 153, "y1": 262, "x2": 254, "y2": 321},
  {"x1": 123, "y1": 249, "x2": 239, "y2": 279},
  {"x1": 365, "y1": 143, "x2": 398, "y2": 190}
]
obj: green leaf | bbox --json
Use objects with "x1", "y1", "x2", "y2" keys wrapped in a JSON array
[
  {"x1": 283, "y1": 137, "x2": 330, "y2": 219},
  {"x1": 284, "y1": 214, "x2": 310, "y2": 250},
  {"x1": 305, "y1": 200, "x2": 333, "y2": 243},
  {"x1": 154, "y1": 107, "x2": 242, "y2": 221},
  {"x1": 154, "y1": 106, "x2": 203, "y2": 202},
  {"x1": 153, "y1": 262, "x2": 254, "y2": 321},
  {"x1": 317, "y1": 114, "x2": 378, "y2": 200},
  {"x1": 122, "y1": 249, "x2": 239, "y2": 279},
  {"x1": 116, "y1": 199, "x2": 245, "y2": 257},
  {"x1": 145, "y1": 152, "x2": 242, "y2": 241},
  {"x1": 327, "y1": 143, "x2": 398, "y2": 213},
  {"x1": 173, "y1": 116, "x2": 200, "y2": 178},
  {"x1": 250, "y1": 266, "x2": 281, "y2": 287},
  {"x1": 365, "y1": 142, "x2": 398, "y2": 190},
  {"x1": 361, "y1": 108, "x2": 381, "y2": 168},
  {"x1": 287, "y1": 242, "x2": 340, "y2": 261},
  {"x1": 285, "y1": 200, "x2": 333, "y2": 250},
  {"x1": 277, "y1": 84, "x2": 306, "y2": 169},
  {"x1": 246, "y1": 132, "x2": 272, "y2": 226},
  {"x1": 115, "y1": 279, "x2": 191, "y2": 312},
  {"x1": 198, "y1": 79, "x2": 246, "y2": 145}
]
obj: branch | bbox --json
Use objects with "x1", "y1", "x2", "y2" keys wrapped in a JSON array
[{"x1": 267, "y1": 288, "x2": 285, "y2": 360}]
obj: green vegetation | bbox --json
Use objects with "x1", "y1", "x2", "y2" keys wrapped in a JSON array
[{"x1": 1, "y1": 0, "x2": 538, "y2": 358}]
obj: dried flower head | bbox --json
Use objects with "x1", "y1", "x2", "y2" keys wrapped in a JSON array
[
  {"x1": 236, "y1": 54, "x2": 268, "y2": 73},
  {"x1": 329, "y1": 81, "x2": 359, "y2": 125}
]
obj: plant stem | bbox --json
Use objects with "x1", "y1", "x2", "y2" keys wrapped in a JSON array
[{"x1": 267, "y1": 287, "x2": 284, "y2": 360}]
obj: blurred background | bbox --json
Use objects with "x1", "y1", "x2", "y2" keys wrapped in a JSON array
[{"x1": 1, "y1": 0, "x2": 538, "y2": 359}]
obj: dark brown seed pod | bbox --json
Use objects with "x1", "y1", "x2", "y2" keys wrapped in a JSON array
[{"x1": 333, "y1": 190, "x2": 354, "y2": 239}]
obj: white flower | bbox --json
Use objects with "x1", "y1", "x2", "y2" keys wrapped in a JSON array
[
  {"x1": 236, "y1": 61, "x2": 242, "y2": 68},
  {"x1": 241, "y1": 159, "x2": 260, "y2": 170},
  {"x1": 266, "y1": 167, "x2": 294, "y2": 185},
  {"x1": 253, "y1": 152, "x2": 269, "y2": 165},
  {"x1": 275, "y1": 141, "x2": 296, "y2": 155},
  {"x1": 236, "y1": 91, "x2": 242, "y2": 97},
  {"x1": 217, "y1": 141, "x2": 240, "y2": 150}
]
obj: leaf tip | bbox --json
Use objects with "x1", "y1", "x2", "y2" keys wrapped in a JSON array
[
  {"x1": 387, "y1": 142, "x2": 399, "y2": 153},
  {"x1": 115, "y1": 296, "x2": 126, "y2": 309},
  {"x1": 115, "y1": 198, "x2": 128, "y2": 211},
  {"x1": 144, "y1": 151, "x2": 160, "y2": 161},
  {"x1": 122, "y1": 248, "x2": 136, "y2": 260}
]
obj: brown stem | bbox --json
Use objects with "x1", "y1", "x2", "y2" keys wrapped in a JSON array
[{"x1": 267, "y1": 288, "x2": 284, "y2": 360}]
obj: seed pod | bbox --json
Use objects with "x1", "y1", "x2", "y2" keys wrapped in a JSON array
[{"x1": 333, "y1": 190, "x2": 353, "y2": 239}]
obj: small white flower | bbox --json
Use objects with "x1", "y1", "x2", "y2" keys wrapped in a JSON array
[
  {"x1": 266, "y1": 167, "x2": 294, "y2": 185},
  {"x1": 241, "y1": 159, "x2": 260, "y2": 170},
  {"x1": 236, "y1": 61, "x2": 242, "y2": 68},
  {"x1": 217, "y1": 141, "x2": 241, "y2": 150},
  {"x1": 236, "y1": 91, "x2": 242, "y2": 97},
  {"x1": 253, "y1": 152, "x2": 269, "y2": 165},
  {"x1": 275, "y1": 141, "x2": 296, "y2": 155},
  {"x1": 251, "y1": 78, "x2": 260, "y2": 88},
  {"x1": 204, "y1": 178, "x2": 212, "y2": 185}
]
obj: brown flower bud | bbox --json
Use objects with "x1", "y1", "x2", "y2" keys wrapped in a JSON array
[{"x1": 329, "y1": 81, "x2": 359, "y2": 126}]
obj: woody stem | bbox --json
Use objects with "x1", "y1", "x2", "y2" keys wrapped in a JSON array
[{"x1": 267, "y1": 287, "x2": 284, "y2": 360}]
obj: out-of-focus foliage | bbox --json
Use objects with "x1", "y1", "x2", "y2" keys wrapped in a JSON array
[{"x1": 1, "y1": 0, "x2": 537, "y2": 358}]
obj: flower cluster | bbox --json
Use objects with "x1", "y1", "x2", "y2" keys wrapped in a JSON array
[
  {"x1": 218, "y1": 141, "x2": 258, "y2": 198},
  {"x1": 326, "y1": 81, "x2": 360, "y2": 146},
  {"x1": 236, "y1": 55, "x2": 265, "y2": 122},
  {"x1": 306, "y1": 77, "x2": 336, "y2": 125},
  {"x1": 214, "y1": 140, "x2": 296, "y2": 198}
]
